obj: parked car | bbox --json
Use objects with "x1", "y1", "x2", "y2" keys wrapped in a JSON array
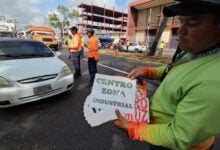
[
  {"x1": 127, "y1": 43, "x2": 147, "y2": 53},
  {"x1": 0, "y1": 38, "x2": 73, "y2": 108}
]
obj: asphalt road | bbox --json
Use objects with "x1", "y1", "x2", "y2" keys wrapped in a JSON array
[{"x1": 0, "y1": 48, "x2": 219, "y2": 150}]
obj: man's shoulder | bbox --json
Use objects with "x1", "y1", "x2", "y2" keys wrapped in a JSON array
[
  {"x1": 74, "y1": 33, "x2": 80, "y2": 37},
  {"x1": 91, "y1": 36, "x2": 98, "y2": 41}
]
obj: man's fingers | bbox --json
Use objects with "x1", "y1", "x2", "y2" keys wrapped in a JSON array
[
  {"x1": 113, "y1": 119, "x2": 119, "y2": 127},
  {"x1": 113, "y1": 110, "x2": 123, "y2": 128},
  {"x1": 115, "y1": 109, "x2": 123, "y2": 119},
  {"x1": 128, "y1": 73, "x2": 136, "y2": 80},
  {"x1": 128, "y1": 71, "x2": 142, "y2": 80},
  {"x1": 127, "y1": 69, "x2": 138, "y2": 78},
  {"x1": 127, "y1": 71, "x2": 134, "y2": 78},
  {"x1": 113, "y1": 110, "x2": 129, "y2": 131}
]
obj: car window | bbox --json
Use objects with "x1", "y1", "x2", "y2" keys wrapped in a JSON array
[
  {"x1": 36, "y1": 32, "x2": 53, "y2": 36},
  {"x1": 0, "y1": 32, "x2": 12, "y2": 37},
  {"x1": 132, "y1": 43, "x2": 136, "y2": 46},
  {"x1": 0, "y1": 41, "x2": 54, "y2": 60}
]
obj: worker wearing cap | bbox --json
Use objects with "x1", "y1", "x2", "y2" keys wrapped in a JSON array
[
  {"x1": 158, "y1": 41, "x2": 166, "y2": 56},
  {"x1": 69, "y1": 26, "x2": 82, "y2": 79},
  {"x1": 87, "y1": 29, "x2": 99, "y2": 87},
  {"x1": 113, "y1": 0, "x2": 220, "y2": 150}
]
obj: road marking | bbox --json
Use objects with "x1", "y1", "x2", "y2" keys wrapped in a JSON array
[
  {"x1": 97, "y1": 63, "x2": 129, "y2": 75},
  {"x1": 83, "y1": 59, "x2": 160, "y2": 86},
  {"x1": 83, "y1": 59, "x2": 129, "y2": 75}
]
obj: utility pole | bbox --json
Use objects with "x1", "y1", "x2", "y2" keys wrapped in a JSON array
[
  {"x1": 14, "y1": 19, "x2": 20, "y2": 32},
  {"x1": 146, "y1": 8, "x2": 152, "y2": 52}
]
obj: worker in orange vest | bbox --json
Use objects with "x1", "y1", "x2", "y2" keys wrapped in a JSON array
[
  {"x1": 69, "y1": 26, "x2": 82, "y2": 79},
  {"x1": 87, "y1": 29, "x2": 99, "y2": 87}
]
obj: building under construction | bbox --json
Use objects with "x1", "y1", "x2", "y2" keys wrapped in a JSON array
[
  {"x1": 128, "y1": 0, "x2": 180, "y2": 49},
  {"x1": 77, "y1": 3, "x2": 128, "y2": 41},
  {"x1": 0, "y1": 16, "x2": 16, "y2": 37}
]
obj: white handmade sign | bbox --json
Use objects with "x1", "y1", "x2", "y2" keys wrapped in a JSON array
[
  {"x1": 84, "y1": 79, "x2": 149, "y2": 127},
  {"x1": 89, "y1": 74, "x2": 136, "y2": 114}
]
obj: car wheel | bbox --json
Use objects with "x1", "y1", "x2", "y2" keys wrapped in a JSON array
[{"x1": 135, "y1": 49, "x2": 139, "y2": 53}]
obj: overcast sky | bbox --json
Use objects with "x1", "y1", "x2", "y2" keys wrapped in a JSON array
[{"x1": 0, "y1": 0, "x2": 132, "y2": 30}]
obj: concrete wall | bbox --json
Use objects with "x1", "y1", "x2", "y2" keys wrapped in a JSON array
[
  {"x1": 137, "y1": 9, "x2": 148, "y2": 27},
  {"x1": 127, "y1": 6, "x2": 139, "y2": 42},
  {"x1": 149, "y1": 6, "x2": 161, "y2": 26},
  {"x1": 136, "y1": 31, "x2": 145, "y2": 43},
  {"x1": 160, "y1": 28, "x2": 170, "y2": 43}
]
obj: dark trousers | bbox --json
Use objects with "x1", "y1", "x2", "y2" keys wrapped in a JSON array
[
  {"x1": 71, "y1": 51, "x2": 81, "y2": 77},
  {"x1": 88, "y1": 57, "x2": 97, "y2": 84},
  {"x1": 80, "y1": 48, "x2": 84, "y2": 58},
  {"x1": 158, "y1": 48, "x2": 164, "y2": 56}
]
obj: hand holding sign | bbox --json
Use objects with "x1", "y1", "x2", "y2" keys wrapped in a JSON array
[{"x1": 113, "y1": 109, "x2": 129, "y2": 132}]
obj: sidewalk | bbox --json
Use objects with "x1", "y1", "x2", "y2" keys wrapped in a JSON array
[{"x1": 99, "y1": 49, "x2": 175, "y2": 64}]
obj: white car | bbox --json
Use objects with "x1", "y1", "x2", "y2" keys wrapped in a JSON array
[
  {"x1": 128, "y1": 43, "x2": 147, "y2": 53},
  {"x1": 0, "y1": 38, "x2": 73, "y2": 108}
]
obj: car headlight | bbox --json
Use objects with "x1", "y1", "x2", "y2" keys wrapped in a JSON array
[
  {"x1": 0, "y1": 77, "x2": 12, "y2": 88},
  {"x1": 60, "y1": 66, "x2": 72, "y2": 78}
]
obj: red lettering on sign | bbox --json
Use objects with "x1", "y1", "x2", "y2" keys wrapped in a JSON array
[{"x1": 124, "y1": 81, "x2": 149, "y2": 123}]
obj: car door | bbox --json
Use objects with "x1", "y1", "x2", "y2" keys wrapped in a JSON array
[{"x1": 128, "y1": 43, "x2": 136, "y2": 52}]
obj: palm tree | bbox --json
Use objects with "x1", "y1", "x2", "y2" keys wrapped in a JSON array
[{"x1": 48, "y1": 4, "x2": 79, "y2": 38}]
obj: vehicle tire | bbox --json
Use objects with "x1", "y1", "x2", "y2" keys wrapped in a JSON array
[{"x1": 135, "y1": 49, "x2": 139, "y2": 53}]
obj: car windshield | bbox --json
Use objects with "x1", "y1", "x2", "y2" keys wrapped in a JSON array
[
  {"x1": 36, "y1": 32, "x2": 53, "y2": 36},
  {"x1": 0, "y1": 40, "x2": 54, "y2": 60},
  {"x1": 0, "y1": 32, "x2": 13, "y2": 37}
]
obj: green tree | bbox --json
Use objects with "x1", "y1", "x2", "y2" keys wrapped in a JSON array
[{"x1": 48, "y1": 4, "x2": 79, "y2": 38}]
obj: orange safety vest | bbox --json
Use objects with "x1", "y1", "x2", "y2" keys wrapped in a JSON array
[
  {"x1": 88, "y1": 36, "x2": 99, "y2": 60},
  {"x1": 69, "y1": 33, "x2": 81, "y2": 52}
]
